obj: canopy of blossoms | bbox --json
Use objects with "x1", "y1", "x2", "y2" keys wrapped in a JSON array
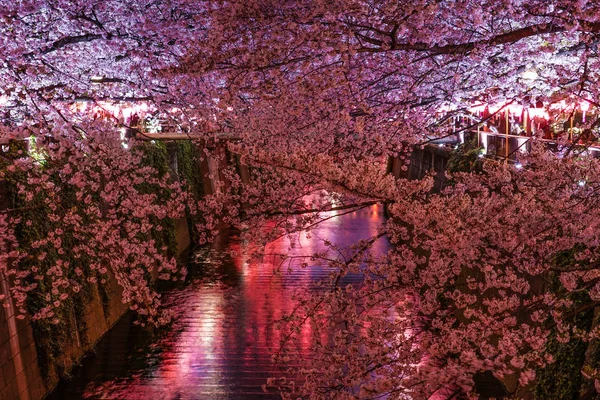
[{"x1": 4, "y1": 0, "x2": 600, "y2": 398}]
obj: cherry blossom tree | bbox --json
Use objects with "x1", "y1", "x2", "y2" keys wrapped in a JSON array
[
  {"x1": 183, "y1": 1, "x2": 600, "y2": 397},
  {"x1": 0, "y1": 0, "x2": 206, "y2": 326},
  {"x1": 4, "y1": 0, "x2": 600, "y2": 397}
]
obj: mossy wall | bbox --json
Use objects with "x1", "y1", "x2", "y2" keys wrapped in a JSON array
[
  {"x1": 0, "y1": 139, "x2": 208, "y2": 399},
  {"x1": 389, "y1": 146, "x2": 600, "y2": 399}
]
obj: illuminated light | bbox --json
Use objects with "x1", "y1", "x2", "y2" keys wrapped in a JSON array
[
  {"x1": 469, "y1": 103, "x2": 486, "y2": 114},
  {"x1": 121, "y1": 107, "x2": 133, "y2": 120},
  {"x1": 478, "y1": 153, "x2": 484, "y2": 158},
  {"x1": 1, "y1": 145, "x2": 9, "y2": 152},
  {"x1": 487, "y1": 104, "x2": 501, "y2": 114},
  {"x1": 528, "y1": 108, "x2": 549, "y2": 119},
  {"x1": 76, "y1": 101, "x2": 88, "y2": 113},
  {"x1": 438, "y1": 143, "x2": 444, "y2": 147},
  {"x1": 521, "y1": 69, "x2": 539, "y2": 81},
  {"x1": 578, "y1": 180, "x2": 586, "y2": 187},
  {"x1": 90, "y1": 76, "x2": 104, "y2": 83},
  {"x1": 481, "y1": 131, "x2": 489, "y2": 153},
  {"x1": 508, "y1": 104, "x2": 523, "y2": 117},
  {"x1": 581, "y1": 101, "x2": 590, "y2": 112},
  {"x1": 549, "y1": 100, "x2": 568, "y2": 111},
  {"x1": 581, "y1": 100, "x2": 590, "y2": 123},
  {"x1": 28, "y1": 136, "x2": 45, "y2": 162},
  {"x1": 517, "y1": 137, "x2": 529, "y2": 154},
  {"x1": 515, "y1": 163, "x2": 523, "y2": 169},
  {"x1": 122, "y1": 142, "x2": 129, "y2": 149}
]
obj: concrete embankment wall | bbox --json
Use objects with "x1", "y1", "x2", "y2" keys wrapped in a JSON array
[
  {"x1": 0, "y1": 218, "x2": 190, "y2": 400},
  {"x1": 0, "y1": 268, "x2": 42, "y2": 400}
]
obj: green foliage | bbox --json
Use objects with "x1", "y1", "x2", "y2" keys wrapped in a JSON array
[
  {"x1": 0, "y1": 137, "x2": 210, "y2": 384},
  {"x1": 3, "y1": 140, "x2": 188, "y2": 383},
  {"x1": 176, "y1": 141, "x2": 205, "y2": 243},
  {"x1": 446, "y1": 137, "x2": 484, "y2": 174},
  {"x1": 0, "y1": 140, "x2": 28, "y2": 167},
  {"x1": 534, "y1": 268, "x2": 595, "y2": 400},
  {"x1": 138, "y1": 141, "x2": 171, "y2": 178},
  {"x1": 15, "y1": 190, "x2": 93, "y2": 384},
  {"x1": 534, "y1": 327, "x2": 591, "y2": 399},
  {"x1": 136, "y1": 141, "x2": 179, "y2": 258},
  {"x1": 176, "y1": 141, "x2": 205, "y2": 200}
]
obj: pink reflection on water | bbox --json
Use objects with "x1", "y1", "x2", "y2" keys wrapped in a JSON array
[{"x1": 84, "y1": 203, "x2": 389, "y2": 399}]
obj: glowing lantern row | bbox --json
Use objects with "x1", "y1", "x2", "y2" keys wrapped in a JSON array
[
  {"x1": 69, "y1": 101, "x2": 152, "y2": 122},
  {"x1": 469, "y1": 100, "x2": 593, "y2": 122}
]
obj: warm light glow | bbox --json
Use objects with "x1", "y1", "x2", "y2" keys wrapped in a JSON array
[
  {"x1": 469, "y1": 103, "x2": 486, "y2": 114},
  {"x1": 549, "y1": 100, "x2": 568, "y2": 111},
  {"x1": 467, "y1": 100, "x2": 553, "y2": 123},
  {"x1": 521, "y1": 69, "x2": 539, "y2": 81},
  {"x1": 528, "y1": 108, "x2": 549, "y2": 119},
  {"x1": 487, "y1": 104, "x2": 500, "y2": 114},
  {"x1": 481, "y1": 131, "x2": 488, "y2": 153},
  {"x1": 581, "y1": 100, "x2": 591, "y2": 123},
  {"x1": 517, "y1": 137, "x2": 529, "y2": 154},
  {"x1": 508, "y1": 104, "x2": 523, "y2": 116},
  {"x1": 581, "y1": 101, "x2": 591, "y2": 112}
]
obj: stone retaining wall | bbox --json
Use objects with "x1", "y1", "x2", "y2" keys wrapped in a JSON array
[{"x1": 0, "y1": 218, "x2": 191, "y2": 400}]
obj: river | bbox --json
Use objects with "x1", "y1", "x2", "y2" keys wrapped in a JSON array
[{"x1": 48, "y1": 203, "x2": 389, "y2": 399}]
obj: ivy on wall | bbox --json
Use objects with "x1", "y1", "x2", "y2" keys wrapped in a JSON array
[
  {"x1": 446, "y1": 137, "x2": 484, "y2": 174},
  {"x1": 534, "y1": 253, "x2": 596, "y2": 399},
  {"x1": 176, "y1": 141, "x2": 205, "y2": 244},
  {"x1": 1, "y1": 138, "x2": 207, "y2": 384},
  {"x1": 534, "y1": 291, "x2": 594, "y2": 399},
  {"x1": 137, "y1": 141, "x2": 179, "y2": 259},
  {"x1": 8, "y1": 160, "x2": 97, "y2": 383}
]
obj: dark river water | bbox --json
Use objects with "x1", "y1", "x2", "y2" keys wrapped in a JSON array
[{"x1": 48, "y1": 204, "x2": 389, "y2": 399}]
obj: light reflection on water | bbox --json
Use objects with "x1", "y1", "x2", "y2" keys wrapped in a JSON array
[{"x1": 48, "y1": 204, "x2": 389, "y2": 399}]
